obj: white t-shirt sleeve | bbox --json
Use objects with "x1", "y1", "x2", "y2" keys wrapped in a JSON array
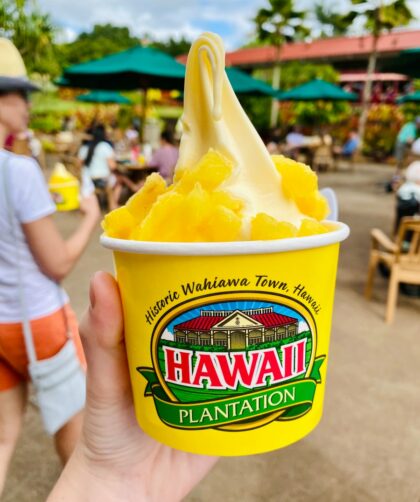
[
  {"x1": 78, "y1": 145, "x2": 88, "y2": 161},
  {"x1": 98, "y1": 142, "x2": 114, "y2": 159},
  {"x1": 411, "y1": 138, "x2": 420, "y2": 156},
  {"x1": 11, "y1": 156, "x2": 56, "y2": 223}
]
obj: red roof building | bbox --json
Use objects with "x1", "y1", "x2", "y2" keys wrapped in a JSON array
[
  {"x1": 175, "y1": 310, "x2": 297, "y2": 331},
  {"x1": 179, "y1": 29, "x2": 418, "y2": 71},
  {"x1": 224, "y1": 30, "x2": 420, "y2": 72},
  {"x1": 178, "y1": 30, "x2": 418, "y2": 98},
  {"x1": 173, "y1": 307, "x2": 299, "y2": 350}
]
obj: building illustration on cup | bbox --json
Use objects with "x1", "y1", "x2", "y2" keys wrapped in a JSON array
[
  {"x1": 138, "y1": 296, "x2": 326, "y2": 431},
  {"x1": 173, "y1": 307, "x2": 298, "y2": 349}
]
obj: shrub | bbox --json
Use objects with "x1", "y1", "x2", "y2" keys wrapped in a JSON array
[
  {"x1": 363, "y1": 105, "x2": 404, "y2": 160},
  {"x1": 29, "y1": 114, "x2": 62, "y2": 133}
]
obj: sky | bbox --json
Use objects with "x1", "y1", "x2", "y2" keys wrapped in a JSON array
[{"x1": 38, "y1": 0, "x2": 420, "y2": 50}]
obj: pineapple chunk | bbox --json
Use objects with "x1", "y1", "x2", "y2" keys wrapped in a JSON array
[
  {"x1": 295, "y1": 192, "x2": 329, "y2": 221},
  {"x1": 272, "y1": 155, "x2": 318, "y2": 199},
  {"x1": 200, "y1": 205, "x2": 242, "y2": 242},
  {"x1": 126, "y1": 173, "x2": 167, "y2": 223},
  {"x1": 175, "y1": 149, "x2": 233, "y2": 193},
  {"x1": 210, "y1": 190, "x2": 244, "y2": 217},
  {"x1": 130, "y1": 192, "x2": 185, "y2": 242},
  {"x1": 298, "y1": 218, "x2": 329, "y2": 237},
  {"x1": 102, "y1": 207, "x2": 138, "y2": 239},
  {"x1": 181, "y1": 184, "x2": 243, "y2": 241},
  {"x1": 251, "y1": 213, "x2": 298, "y2": 240}
]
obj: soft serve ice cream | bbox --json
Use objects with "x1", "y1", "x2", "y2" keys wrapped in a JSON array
[
  {"x1": 100, "y1": 33, "x2": 350, "y2": 457},
  {"x1": 103, "y1": 32, "x2": 330, "y2": 242}
]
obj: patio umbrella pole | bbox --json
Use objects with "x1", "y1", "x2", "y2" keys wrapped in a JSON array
[{"x1": 140, "y1": 86, "x2": 148, "y2": 144}]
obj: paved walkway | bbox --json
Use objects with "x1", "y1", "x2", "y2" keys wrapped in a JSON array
[{"x1": 2, "y1": 163, "x2": 420, "y2": 501}]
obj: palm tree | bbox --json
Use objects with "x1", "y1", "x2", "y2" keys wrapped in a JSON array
[
  {"x1": 254, "y1": 0, "x2": 310, "y2": 127},
  {"x1": 0, "y1": 0, "x2": 59, "y2": 77},
  {"x1": 352, "y1": 0, "x2": 414, "y2": 145},
  {"x1": 314, "y1": 3, "x2": 354, "y2": 37}
]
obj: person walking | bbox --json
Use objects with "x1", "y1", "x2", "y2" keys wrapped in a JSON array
[
  {"x1": 0, "y1": 38, "x2": 100, "y2": 495},
  {"x1": 78, "y1": 124, "x2": 120, "y2": 210},
  {"x1": 394, "y1": 117, "x2": 420, "y2": 169}
]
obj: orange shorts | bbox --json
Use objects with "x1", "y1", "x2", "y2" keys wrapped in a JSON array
[{"x1": 0, "y1": 305, "x2": 86, "y2": 392}]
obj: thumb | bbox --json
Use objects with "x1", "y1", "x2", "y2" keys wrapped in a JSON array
[
  {"x1": 79, "y1": 271, "x2": 132, "y2": 406},
  {"x1": 78, "y1": 272, "x2": 155, "y2": 468}
]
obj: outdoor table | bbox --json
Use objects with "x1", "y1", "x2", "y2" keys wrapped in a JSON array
[
  {"x1": 115, "y1": 162, "x2": 158, "y2": 204},
  {"x1": 116, "y1": 162, "x2": 158, "y2": 180}
]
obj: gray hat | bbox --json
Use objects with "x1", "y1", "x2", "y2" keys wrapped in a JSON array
[{"x1": 0, "y1": 38, "x2": 39, "y2": 92}]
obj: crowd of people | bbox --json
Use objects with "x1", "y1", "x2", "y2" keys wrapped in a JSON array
[{"x1": 265, "y1": 125, "x2": 360, "y2": 170}]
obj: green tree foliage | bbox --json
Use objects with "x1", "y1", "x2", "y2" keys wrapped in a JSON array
[
  {"x1": 59, "y1": 24, "x2": 140, "y2": 67},
  {"x1": 313, "y1": 3, "x2": 353, "y2": 37},
  {"x1": 254, "y1": 0, "x2": 309, "y2": 49},
  {"x1": 240, "y1": 63, "x2": 348, "y2": 132},
  {"x1": 281, "y1": 62, "x2": 340, "y2": 88},
  {"x1": 363, "y1": 104, "x2": 404, "y2": 159},
  {"x1": 292, "y1": 101, "x2": 352, "y2": 127},
  {"x1": 282, "y1": 63, "x2": 351, "y2": 128},
  {"x1": 0, "y1": 0, "x2": 59, "y2": 76},
  {"x1": 254, "y1": 0, "x2": 310, "y2": 126},
  {"x1": 350, "y1": 0, "x2": 415, "y2": 142},
  {"x1": 150, "y1": 37, "x2": 191, "y2": 57}
]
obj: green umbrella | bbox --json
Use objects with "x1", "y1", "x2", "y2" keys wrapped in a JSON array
[
  {"x1": 60, "y1": 46, "x2": 186, "y2": 140},
  {"x1": 397, "y1": 91, "x2": 420, "y2": 104},
  {"x1": 60, "y1": 59, "x2": 277, "y2": 97},
  {"x1": 61, "y1": 46, "x2": 185, "y2": 91},
  {"x1": 225, "y1": 67, "x2": 279, "y2": 97},
  {"x1": 173, "y1": 67, "x2": 278, "y2": 100},
  {"x1": 59, "y1": 48, "x2": 279, "y2": 138},
  {"x1": 76, "y1": 90, "x2": 132, "y2": 104},
  {"x1": 278, "y1": 78, "x2": 357, "y2": 101}
]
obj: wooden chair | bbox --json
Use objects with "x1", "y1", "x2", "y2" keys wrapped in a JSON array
[
  {"x1": 312, "y1": 144, "x2": 334, "y2": 172},
  {"x1": 334, "y1": 151, "x2": 356, "y2": 172},
  {"x1": 365, "y1": 217, "x2": 420, "y2": 323}
]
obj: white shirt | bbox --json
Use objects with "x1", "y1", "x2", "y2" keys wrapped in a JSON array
[
  {"x1": 397, "y1": 181, "x2": 420, "y2": 202},
  {"x1": 0, "y1": 150, "x2": 68, "y2": 322},
  {"x1": 79, "y1": 142, "x2": 114, "y2": 179},
  {"x1": 411, "y1": 138, "x2": 420, "y2": 156}
]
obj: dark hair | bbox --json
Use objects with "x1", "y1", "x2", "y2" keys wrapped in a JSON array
[
  {"x1": 0, "y1": 89, "x2": 29, "y2": 100},
  {"x1": 161, "y1": 130, "x2": 173, "y2": 144},
  {"x1": 85, "y1": 124, "x2": 107, "y2": 167}
]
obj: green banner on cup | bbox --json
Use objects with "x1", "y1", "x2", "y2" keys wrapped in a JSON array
[{"x1": 137, "y1": 356, "x2": 325, "y2": 429}]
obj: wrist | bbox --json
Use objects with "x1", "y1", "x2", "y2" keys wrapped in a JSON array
[
  {"x1": 48, "y1": 445, "x2": 149, "y2": 502},
  {"x1": 82, "y1": 212, "x2": 100, "y2": 229}
]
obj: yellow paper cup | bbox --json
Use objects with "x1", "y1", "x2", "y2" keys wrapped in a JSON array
[
  {"x1": 48, "y1": 180, "x2": 80, "y2": 211},
  {"x1": 101, "y1": 222, "x2": 349, "y2": 456}
]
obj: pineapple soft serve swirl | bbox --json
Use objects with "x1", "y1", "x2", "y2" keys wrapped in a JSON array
[
  {"x1": 176, "y1": 32, "x2": 304, "y2": 234},
  {"x1": 102, "y1": 32, "x2": 330, "y2": 242}
]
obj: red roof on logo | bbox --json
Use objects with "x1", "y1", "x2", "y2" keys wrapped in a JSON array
[
  {"x1": 178, "y1": 30, "x2": 420, "y2": 67},
  {"x1": 174, "y1": 312, "x2": 297, "y2": 331},
  {"x1": 175, "y1": 315, "x2": 225, "y2": 331},
  {"x1": 252, "y1": 313, "x2": 297, "y2": 328}
]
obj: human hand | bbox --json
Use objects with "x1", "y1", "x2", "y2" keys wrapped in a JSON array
[
  {"x1": 48, "y1": 272, "x2": 218, "y2": 502},
  {"x1": 79, "y1": 194, "x2": 100, "y2": 223}
]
